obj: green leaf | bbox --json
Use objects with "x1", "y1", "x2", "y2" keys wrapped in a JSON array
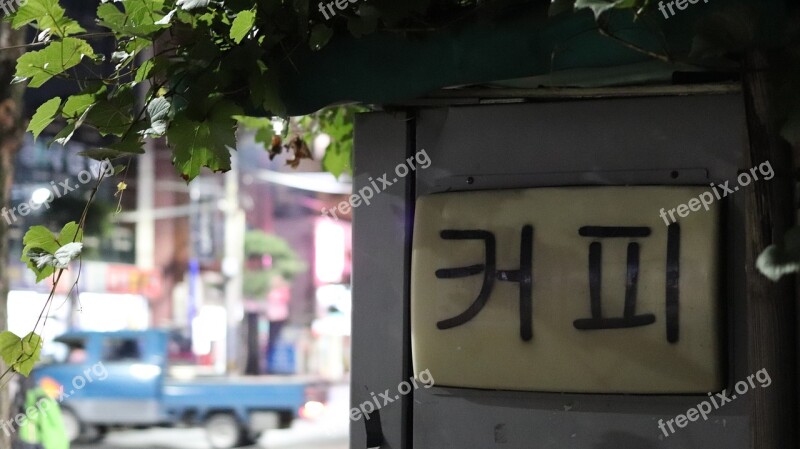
[
  {"x1": 0, "y1": 332, "x2": 23, "y2": 368},
  {"x1": 96, "y1": 2, "x2": 128, "y2": 32},
  {"x1": 55, "y1": 86, "x2": 106, "y2": 143},
  {"x1": 58, "y1": 221, "x2": 83, "y2": 244},
  {"x1": 0, "y1": 331, "x2": 43, "y2": 377},
  {"x1": 323, "y1": 145, "x2": 352, "y2": 179},
  {"x1": 134, "y1": 55, "x2": 168, "y2": 84},
  {"x1": 15, "y1": 38, "x2": 95, "y2": 88},
  {"x1": 21, "y1": 226, "x2": 60, "y2": 282},
  {"x1": 125, "y1": 37, "x2": 153, "y2": 54},
  {"x1": 80, "y1": 128, "x2": 146, "y2": 161},
  {"x1": 154, "y1": 8, "x2": 177, "y2": 25},
  {"x1": 235, "y1": 115, "x2": 274, "y2": 148},
  {"x1": 255, "y1": 71, "x2": 286, "y2": 116},
  {"x1": 135, "y1": 59, "x2": 155, "y2": 83},
  {"x1": 23, "y1": 226, "x2": 60, "y2": 253},
  {"x1": 168, "y1": 100, "x2": 242, "y2": 181},
  {"x1": 17, "y1": 333, "x2": 43, "y2": 376},
  {"x1": 177, "y1": 0, "x2": 211, "y2": 11},
  {"x1": 146, "y1": 96, "x2": 171, "y2": 136},
  {"x1": 230, "y1": 10, "x2": 256, "y2": 44},
  {"x1": 19, "y1": 222, "x2": 83, "y2": 282},
  {"x1": 63, "y1": 85, "x2": 105, "y2": 119},
  {"x1": 85, "y1": 88, "x2": 135, "y2": 136},
  {"x1": 235, "y1": 116, "x2": 271, "y2": 130},
  {"x1": 97, "y1": 0, "x2": 169, "y2": 37},
  {"x1": 51, "y1": 121, "x2": 77, "y2": 146},
  {"x1": 112, "y1": 133, "x2": 147, "y2": 154},
  {"x1": 574, "y1": 0, "x2": 637, "y2": 19},
  {"x1": 62, "y1": 95, "x2": 93, "y2": 119},
  {"x1": 78, "y1": 146, "x2": 140, "y2": 161},
  {"x1": 309, "y1": 24, "x2": 334, "y2": 51},
  {"x1": 27, "y1": 97, "x2": 61, "y2": 141},
  {"x1": 135, "y1": 60, "x2": 154, "y2": 83},
  {"x1": 10, "y1": 0, "x2": 54, "y2": 28},
  {"x1": 12, "y1": 0, "x2": 86, "y2": 37},
  {"x1": 255, "y1": 128, "x2": 275, "y2": 148}
]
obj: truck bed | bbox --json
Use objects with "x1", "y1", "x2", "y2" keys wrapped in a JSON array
[{"x1": 162, "y1": 376, "x2": 315, "y2": 420}]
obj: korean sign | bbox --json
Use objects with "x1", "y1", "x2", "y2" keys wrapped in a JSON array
[{"x1": 411, "y1": 187, "x2": 722, "y2": 393}]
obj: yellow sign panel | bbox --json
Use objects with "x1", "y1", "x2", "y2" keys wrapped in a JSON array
[{"x1": 411, "y1": 187, "x2": 722, "y2": 393}]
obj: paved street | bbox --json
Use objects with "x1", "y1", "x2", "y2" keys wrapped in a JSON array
[
  {"x1": 75, "y1": 427, "x2": 348, "y2": 449},
  {"x1": 74, "y1": 385, "x2": 349, "y2": 449}
]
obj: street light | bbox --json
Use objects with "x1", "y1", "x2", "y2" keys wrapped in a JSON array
[{"x1": 30, "y1": 187, "x2": 52, "y2": 206}]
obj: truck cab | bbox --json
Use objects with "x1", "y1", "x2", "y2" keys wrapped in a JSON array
[{"x1": 34, "y1": 330, "x2": 169, "y2": 442}]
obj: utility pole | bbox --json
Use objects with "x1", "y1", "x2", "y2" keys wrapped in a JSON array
[
  {"x1": 135, "y1": 45, "x2": 156, "y2": 271},
  {"x1": 223, "y1": 153, "x2": 246, "y2": 374},
  {"x1": 136, "y1": 147, "x2": 155, "y2": 269}
]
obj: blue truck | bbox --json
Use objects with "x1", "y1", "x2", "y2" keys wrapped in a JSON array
[{"x1": 31, "y1": 329, "x2": 327, "y2": 449}]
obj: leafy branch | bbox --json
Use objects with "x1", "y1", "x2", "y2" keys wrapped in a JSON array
[
  {"x1": 2, "y1": 0, "x2": 383, "y2": 379},
  {"x1": 0, "y1": 163, "x2": 113, "y2": 384}
]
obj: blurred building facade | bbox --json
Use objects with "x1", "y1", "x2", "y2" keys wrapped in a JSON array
[
  {"x1": 8, "y1": 0, "x2": 352, "y2": 379},
  {"x1": 10, "y1": 123, "x2": 353, "y2": 381}
]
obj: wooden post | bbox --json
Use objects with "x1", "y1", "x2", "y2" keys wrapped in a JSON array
[{"x1": 743, "y1": 51, "x2": 798, "y2": 449}]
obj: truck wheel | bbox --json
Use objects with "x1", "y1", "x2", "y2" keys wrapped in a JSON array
[
  {"x1": 205, "y1": 413, "x2": 249, "y2": 449},
  {"x1": 60, "y1": 407, "x2": 107, "y2": 444},
  {"x1": 60, "y1": 407, "x2": 81, "y2": 443},
  {"x1": 79, "y1": 424, "x2": 107, "y2": 444}
]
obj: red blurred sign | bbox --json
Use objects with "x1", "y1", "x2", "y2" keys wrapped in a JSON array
[
  {"x1": 105, "y1": 264, "x2": 163, "y2": 297},
  {"x1": 34, "y1": 262, "x2": 162, "y2": 298}
]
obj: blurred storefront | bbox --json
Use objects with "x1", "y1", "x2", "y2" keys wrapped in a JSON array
[
  {"x1": 311, "y1": 219, "x2": 352, "y2": 380},
  {"x1": 7, "y1": 261, "x2": 160, "y2": 357}
]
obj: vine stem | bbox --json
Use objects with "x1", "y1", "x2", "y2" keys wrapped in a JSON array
[
  {"x1": 596, "y1": 23, "x2": 671, "y2": 63},
  {"x1": 0, "y1": 161, "x2": 111, "y2": 385},
  {"x1": 0, "y1": 32, "x2": 116, "y2": 52}
]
